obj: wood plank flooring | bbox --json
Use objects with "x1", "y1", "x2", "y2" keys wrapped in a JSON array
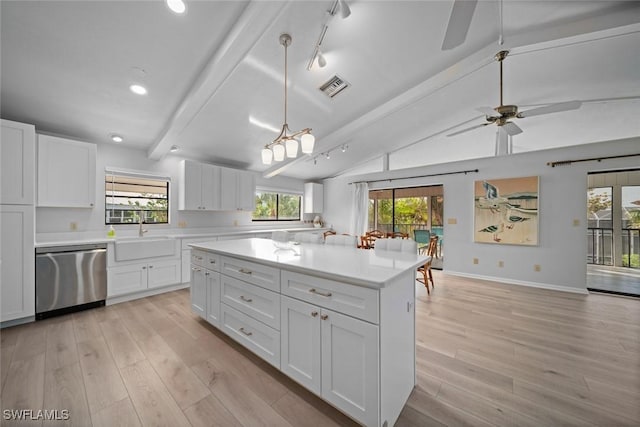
[{"x1": 1, "y1": 272, "x2": 639, "y2": 426}]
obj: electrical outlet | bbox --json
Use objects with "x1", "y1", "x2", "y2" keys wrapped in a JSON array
[
  {"x1": 498, "y1": 260, "x2": 504, "y2": 268},
  {"x1": 473, "y1": 258, "x2": 479, "y2": 265},
  {"x1": 573, "y1": 219, "x2": 581, "y2": 227},
  {"x1": 70, "y1": 222, "x2": 78, "y2": 231},
  {"x1": 233, "y1": 220, "x2": 238, "y2": 227},
  {"x1": 534, "y1": 264, "x2": 541, "y2": 272},
  {"x1": 178, "y1": 221, "x2": 187, "y2": 228},
  {"x1": 447, "y1": 218, "x2": 457, "y2": 225}
]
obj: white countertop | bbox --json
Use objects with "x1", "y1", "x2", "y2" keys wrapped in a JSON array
[
  {"x1": 190, "y1": 238, "x2": 429, "y2": 289},
  {"x1": 34, "y1": 227, "x2": 325, "y2": 248}
]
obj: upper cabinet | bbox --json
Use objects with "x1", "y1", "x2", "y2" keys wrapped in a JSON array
[
  {"x1": 220, "y1": 167, "x2": 256, "y2": 211},
  {"x1": 1, "y1": 119, "x2": 36, "y2": 205},
  {"x1": 179, "y1": 160, "x2": 221, "y2": 211},
  {"x1": 304, "y1": 182, "x2": 323, "y2": 214},
  {"x1": 179, "y1": 161, "x2": 255, "y2": 212},
  {"x1": 37, "y1": 135, "x2": 96, "y2": 208}
]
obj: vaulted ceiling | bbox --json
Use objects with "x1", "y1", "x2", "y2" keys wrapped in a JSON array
[{"x1": 2, "y1": 1, "x2": 639, "y2": 181}]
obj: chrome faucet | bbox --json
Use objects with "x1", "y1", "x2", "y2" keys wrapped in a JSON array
[{"x1": 138, "y1": 213, "x2": 148, "y2": 237}]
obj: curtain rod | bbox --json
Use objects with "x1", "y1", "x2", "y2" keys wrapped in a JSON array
[
  {"x1": 348, "y1": 169, "x2": 479, "y2": 185},
  {"x1": 547, "y1": 153, "x2": 640, "y2": 167}
]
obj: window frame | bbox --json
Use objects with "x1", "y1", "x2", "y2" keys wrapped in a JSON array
[
  {"x1": 105, "y1": 172, "x2": 170, "y2": 225},
  {"x1": 252, "y1": 189, "x2": 302, "y2": 222}
]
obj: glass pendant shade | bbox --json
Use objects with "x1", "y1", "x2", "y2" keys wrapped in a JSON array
[
  {"x1": 285, "y1": 139, "x2": 298, "y2": 158},
  {"x1": 301, "y1": 133, "x2": 315, "y2": 154},
  {"x1": 273, "y1": 144, "x2": 285, "y2": 161},
  {"x1": 261, "y1": 148, "x2": 273, "y2": 165}
]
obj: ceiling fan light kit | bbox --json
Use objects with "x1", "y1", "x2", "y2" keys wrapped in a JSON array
[{"x1": 262, "y1": 33, "x2": 315, "y2": 165}]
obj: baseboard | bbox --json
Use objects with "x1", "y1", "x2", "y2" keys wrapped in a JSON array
[
  {"x1": 107, "y1": 283, "x2": 190, "y2": 305},
  {"x1": 445, "y1": 270, "x2": 589, "y2": 295},
  {"x1": 1, "y1": 315, "x2": 35, "y2": 329}
]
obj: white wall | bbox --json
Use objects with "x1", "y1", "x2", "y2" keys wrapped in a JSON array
[
  {"x1": 36, "y1": 142, "x2": 305, "y2": 238},
  {"x1": 323, "y1": 137, "x2": 640, "y2": 293}
]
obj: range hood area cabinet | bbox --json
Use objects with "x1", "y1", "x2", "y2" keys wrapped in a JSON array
[
  {"x1": 304, "y1": 182, "x2": 323, "y2": 214},
  {"x1": 179, "y1": 160, "x2": 256, "y2": 212},
  {"x1": 37, "y1": 134, "x2": 96, "y2": 208}
]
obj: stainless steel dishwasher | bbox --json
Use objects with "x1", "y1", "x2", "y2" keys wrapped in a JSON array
[{"x1": 35, "y1": 243, "x2": 107, "y2": 320}]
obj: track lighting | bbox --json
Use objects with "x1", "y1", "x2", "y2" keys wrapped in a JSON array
[
  {"x1": 306, "y1": 0, "x2": 352, "y2": 70},
  {"x1": 325, "y1": 152, "x2": 331, "y2": 160},
  {"x1": 341, "y1": 144, "x2": 348, "y2": 152},
  {"x1": 337, "y1": 0, "x2": 351, "y2": 19},
  {"x1": 169, "y1": 145, "x2": 179, "y2": 152},
  {"x1": 317, "y1": 51, "x2": 327, "y2": 68}
]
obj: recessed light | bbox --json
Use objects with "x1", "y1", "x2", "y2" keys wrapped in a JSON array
[
  {"x1": 169, "y1": 145, "x2": 179, "y2": 152},
  {"x1": 129, "y1": 84, "x2": 147, "y2": 95},
  {"x1": 111, "y1": 134, "x2": 123, "y2": 143},
  {"x1": 166, "y1": 0, "x2": 186, "y2": 14}
]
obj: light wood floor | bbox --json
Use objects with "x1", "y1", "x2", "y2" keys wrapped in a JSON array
[{"x1": 1, "y1": 272, "x2": 639, "y2": 426}]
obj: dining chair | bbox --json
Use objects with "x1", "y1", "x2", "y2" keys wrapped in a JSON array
[
  {"x1": 414, "y1": 229, "x2": 431, "y2": 254},
  {"x1": 323, "y1": 230, "x2": 337, "y2": 240},
  {"x1": 389, "y1": 231, "x2": 409, "y2": 239},
  {"x1": 417, "y1": 235, "x2": 438, "y2": 294},
  {"x1": 294, "y1": 232, "x2": 323, "y2": 244},
  {"x1": 367, "y1": 230, "x2": 385, "y2": 239},
  {"x1": 359, "y1": 234, "x2": 374, "y2": 249},
  {"x1": 374, "y1": 238, "x2": 417, "y2": 253},
  {"x1": 325, "y1": 234, "x2": 358, "y2": 247}
]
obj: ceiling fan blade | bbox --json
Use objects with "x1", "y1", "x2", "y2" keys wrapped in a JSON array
[
  {"x1": 441, "y1": 0, "x2": 478, "y2": 50},
  {"x1": 502, "y1": 121, "x2": 523, "y2": 136},
  {"x1": 476, "y1": 106, "x2": 499, "y2": 117},
  {"x1": 447, "y1": 122, "x2": 490, "y2": 137},
  {"x1": 518, "y1": 100, "x2": 582, "y2": 118}
]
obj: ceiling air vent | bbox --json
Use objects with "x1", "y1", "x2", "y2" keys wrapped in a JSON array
[{"x1": 319, "y1": 75, "x2": 350, "y2": 98}]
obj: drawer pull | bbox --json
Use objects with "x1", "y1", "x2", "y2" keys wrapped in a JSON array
[
  {"x1": 239, "y1": 327, "x2": 253, "y2": 336},
  {"x1": 209, "y1": 259, "x2": 216, "y2": 264},
  {"x1": 239, "y1": 295, "x2": 253, "y2": 303},
  {"x1": 309, "y1": 288, "x2": 332, "y2": 298},
  {"x1": 195, "y1": 256, "x2": 203, "y2": 260},
  {"x1": 311, "y1": 311, "x2": 318, "y2": 317},
  {"x1": 239, "y1": 268, "x2": 253, "y2": 275},
  {"x1": 205, "y1": 272, "x2": 210, "y2": 276},
  {"x1": 321, "y1": 314, "x2": 329, "y2": 321},
  {"x1": 192, "y1": 267, "x2": 201, "y2": 272}
]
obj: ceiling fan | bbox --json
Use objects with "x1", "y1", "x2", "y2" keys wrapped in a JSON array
[{"x1": 447, "y1": 50, "x2": 582, "y2": 154}]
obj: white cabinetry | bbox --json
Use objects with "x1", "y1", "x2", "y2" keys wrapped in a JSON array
[
  {"x1": 37, "y1": 134, "x2": 96, "y2": 208},
  {"x1": 303, "y1": 182, "x2": 323, "y2": 214},
  {"x1": 190, "y1": 249, "x2": 221, "y2": 327},
  {"x1": 0, "y1": 205, "x2": 35, "y2": 322},
  {"x1": 108, "y1": 259, "x2": 181, "y2": 297},
  {"x1": 220, "y1": 167, "x2": 255, "y2": 211},
  {"x1": 179, "y1": 160, "x2": 221, "y2": 211},
  {"x1": 1, "y1": 119, "x2": 35, "y2": 205}
]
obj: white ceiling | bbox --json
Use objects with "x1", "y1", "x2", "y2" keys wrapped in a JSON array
[{"x1": 2, "y1": 1, "x2": 639, "y2": 181}]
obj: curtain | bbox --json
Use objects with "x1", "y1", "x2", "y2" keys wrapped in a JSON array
[{"x1": 349, "y1": 182, "x2": 369, "y2": 236}]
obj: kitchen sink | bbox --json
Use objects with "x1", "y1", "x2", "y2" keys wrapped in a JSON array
[{"x1": 115, "y1": 236, "x2": 177, "y2": 261}]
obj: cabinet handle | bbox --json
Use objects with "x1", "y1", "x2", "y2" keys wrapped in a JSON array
[
  {"x1": 238, "y1": 268, "x2": 252, "y2": 275},
  {"x1": 239, "y1": 327, "x2": 252, "y2": 336},
  {"x1": 239, "y1": 295, "x2": 253, "y2": 303},
  {"x1": 320, "y1": 314, "x2": 329, "y2": 321},
  {"x1": 205, "y1": 272, "x2": 210, "y2": 276},
  {"x1": 192, "y1": 267, "x2": 201, "y2": 272},
  {"x1": 195, "y1": 256, "x2": 203, "y2": 260},
  {"x1": 149, "y1": 265, "x2": 153, "y2": 269},
  {"x1": 309, "y1": 288, "x2": 332, "y2": 297},
  {"x1": 311, "y1": 311, "x2": 318, "y2": 317},
  {"x1": 209, "y1": 259, "x2": 216, "y2": 264},
  {"x1": 142, "y1": 266, "x2": 147, "y2": 270}
]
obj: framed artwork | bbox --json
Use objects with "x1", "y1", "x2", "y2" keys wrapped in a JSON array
[{"x1": 474, "y1": 176, "x2": 539, "y2": 245}]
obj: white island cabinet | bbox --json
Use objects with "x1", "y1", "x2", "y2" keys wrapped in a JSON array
[{"x1": 190, "y1": 238, "x2": 426, "y2": 427}]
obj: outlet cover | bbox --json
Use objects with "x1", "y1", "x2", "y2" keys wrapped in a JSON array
[
  {"x1": 573, "y1": 219, "x2": 581, "y2": 227},
  {"x1": 534, "y1": 264, "x2": 541, "y2": 272},
  {"x1": 447, "y1": 218, "x2": 457, "y2": 225},
  {"x1": 70, "y1": 222, "x2": 78, "y2": 231},
  {"x1": 473, "y1": 258, "x2": 479, "y2": 265},
  {"x1": 178, "y1": 221, "x2": 187, "y2": 228},
  {"x1": 498, "y1": 260, "x2": 504, "y2": 268}
]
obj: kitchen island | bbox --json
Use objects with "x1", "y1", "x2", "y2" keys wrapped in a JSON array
[{"x1": 189, "y1": 238, "x2": 428, "y2": 427}]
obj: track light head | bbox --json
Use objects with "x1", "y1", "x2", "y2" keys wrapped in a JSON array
[
  {"x1": 317, "y1": 51, "x2": 327, "y2": 68},
  {"x1": 337, "y1": 0, "x2": 351, "y2": 19}
]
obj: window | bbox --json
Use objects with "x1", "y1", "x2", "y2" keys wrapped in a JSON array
[
  {"x1": 253, "y1": 190, "x2": 301, "y2": 221},
  {"x1": 105, "y1": 174, "x2": 169, "y2": 224}
]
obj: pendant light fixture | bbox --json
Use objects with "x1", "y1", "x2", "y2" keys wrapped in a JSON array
[{"x1": 261, "y1": 33, "x2": 315, "y2": 165}]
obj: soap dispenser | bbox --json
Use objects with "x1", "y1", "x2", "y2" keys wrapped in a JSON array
[{"x1": 107, "y1": 225, "x2": 116, "y2": 238}]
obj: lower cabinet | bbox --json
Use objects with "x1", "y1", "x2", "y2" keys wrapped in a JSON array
[
  {"x1": 190, "y1": 265, "x2": 221, "y2": 326},
  {"x1": 108, "y1": 259, "x2": 181, "y2": 297},
  {"x1": 281, "y1": 295, "x2": 379, "y2": 426}
]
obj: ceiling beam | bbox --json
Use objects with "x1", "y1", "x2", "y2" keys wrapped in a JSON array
[{"x1": 147, "y1": 0, "x2": 288, "y2": 160}]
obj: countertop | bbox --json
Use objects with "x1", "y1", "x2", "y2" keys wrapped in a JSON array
[
  {"x1": 190, "y1": 238, "x2": 429, "y2": 289},
  {"x1": 34, "y1": 227, "x2": 325, "y2": 248}
]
